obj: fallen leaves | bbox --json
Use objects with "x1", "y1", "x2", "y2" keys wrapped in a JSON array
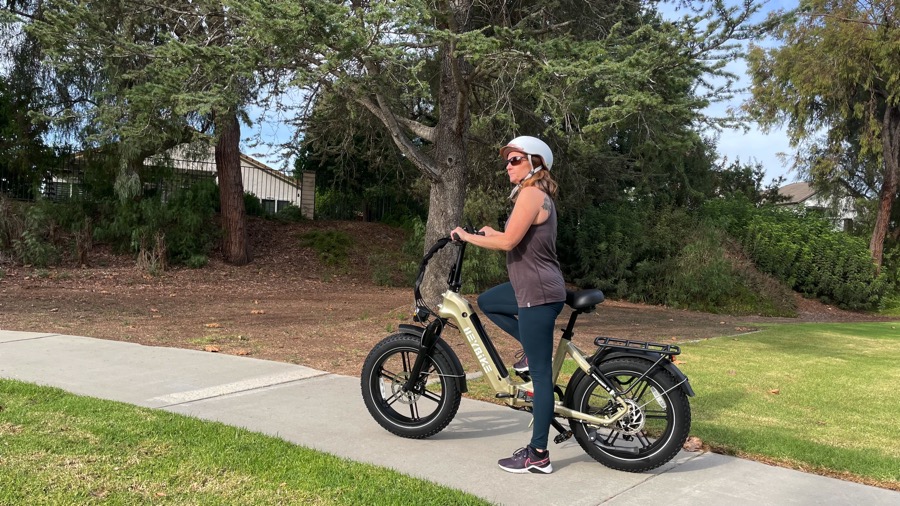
[
  {"x1": 683, "y1": 436, "x2": 704, "y2": 452},
  {"x1": 769, "y1": 389, "x2": 781, "y2": 395},
  {"x1": 250, "y1": 309, "x2": 266, "y2": 315},
  {"x1": 204, "y1": 323, "x2": 221, "y2": 328},
  {"x1": 235, "y1": 349, "x2": 252, "y2": 356},
  {"x1": 203, "y1": 345, "x2": 220, "y2": 353}
]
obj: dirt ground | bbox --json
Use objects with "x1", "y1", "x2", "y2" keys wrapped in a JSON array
[{"x1": 0, "y1": 218, "x2": 890, "y2": 377}]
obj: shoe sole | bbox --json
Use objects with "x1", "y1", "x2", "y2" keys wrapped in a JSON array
[{"x1": 498, "y1": 463, "x2": 553, "y2": 474}]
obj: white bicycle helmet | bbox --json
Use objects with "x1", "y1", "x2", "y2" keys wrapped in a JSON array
[{"x1": 500, "y1": 135, "x2": 554, "y2": 171}]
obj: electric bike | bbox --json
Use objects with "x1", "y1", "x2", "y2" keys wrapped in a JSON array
[{"x1": 360, "y1": 231, "x2": 694, "y2": 472}]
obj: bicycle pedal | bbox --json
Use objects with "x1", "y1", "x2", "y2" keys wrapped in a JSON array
[{"x1": 554, "y1": 431, "x2": 573, "y2": 444}]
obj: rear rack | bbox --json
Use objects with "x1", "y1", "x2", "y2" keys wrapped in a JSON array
[{"x1": 593, "y1": 337, "x2": 681, "y2": 356}]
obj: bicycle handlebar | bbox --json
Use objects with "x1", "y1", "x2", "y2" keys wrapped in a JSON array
[{"x1": 413, "y1": 227, "x2": 485, "y2": 320}]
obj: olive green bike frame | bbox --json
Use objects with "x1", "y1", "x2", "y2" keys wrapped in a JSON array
[{"x1": 437, "y1": 290, "x2": 629, "y2": 426}]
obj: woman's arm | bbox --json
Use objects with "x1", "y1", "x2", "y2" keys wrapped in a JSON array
[{"x1": 451, "y1": 187, "x2": 545, "y2": 251}]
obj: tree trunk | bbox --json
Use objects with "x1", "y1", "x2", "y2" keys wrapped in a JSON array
[
  {"x1": 419, "y1": 42, "x2": 471, "y2": 304},
  {"x1": 215, "y1": 111, "x2": 250, "y2": 265},
  {"x1": 871, "y1": 107, "x2": 900, "y2": 272}
]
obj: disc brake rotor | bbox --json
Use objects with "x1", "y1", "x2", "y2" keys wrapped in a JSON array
[
  {"x1": 389, "y1": 372, "x2": 420, "y2": 404},
  {"x1": 615, "y1": 398, "x2": 645, "y2": 435}
]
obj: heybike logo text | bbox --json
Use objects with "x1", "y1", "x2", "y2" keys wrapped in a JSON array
[{"x1": 463, "y1": 326, "x2": 493, "y2": 373}]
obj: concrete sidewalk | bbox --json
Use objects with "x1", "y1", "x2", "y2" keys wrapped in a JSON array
[{"x1": 1, "y1": 330, "x2": 897, "y2": 506}]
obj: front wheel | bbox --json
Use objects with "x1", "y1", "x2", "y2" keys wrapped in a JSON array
[
  {"x1": 570, "y1": 357, "x2": 691, "y2": 472},
  {"x1": 361, "y1": 333, "x2": 462, "y2": 439}
]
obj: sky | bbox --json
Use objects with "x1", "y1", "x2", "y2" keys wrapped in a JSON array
[
  {"x1": 690, "y1": 0, "x2": 800, "y2": 186},
  {"x1": 242, "y1": 0, "x2": 801, "y2": 187}
]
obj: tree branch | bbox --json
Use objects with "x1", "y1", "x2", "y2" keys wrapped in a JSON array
[
  {"x1": 357, "y1": 95, "x2": 439, "y2": 181},
  {"x1": 396, "y1": 116, "x2": 435, "y2": 142}
]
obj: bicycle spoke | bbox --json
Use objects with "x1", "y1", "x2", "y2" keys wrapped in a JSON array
[
  {"x1": 383, "y1": 390, "x2": 405, "y2": 407},
  {"x1": 644, "y1": 409, "x2": 668, "y2": 419},
  {"x1": 378, "y1": 367, "x2": 403, "y2": 383},
  {"x1": 420, "y1": 389, "x2": 442, "y2": 404},
  {"x1": 602, "y1": 430, "x2": 620, "y2": 446},
  {"x1": 401, "y1": 351, "x2": 413, "y2": 373},
  {"x1": 408, "y1": 398, "x2": 420, "y2": 420},
  {"x1": 630, "y1": 380, "x2": 650, "y2": 401},
  {"x1": 635, "y1": 431, "x2": 653, "y2": 449}
]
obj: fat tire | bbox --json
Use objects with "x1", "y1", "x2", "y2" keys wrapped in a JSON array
[
  {"x1": 361, "y1": 333, "x2": 462, "y2": 439},
  {"x1": 570, "y1": 357, "x2": 691, "y2": 472}
]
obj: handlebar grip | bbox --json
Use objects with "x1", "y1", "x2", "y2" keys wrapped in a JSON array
[{"x1": 450, "y1": 228, "x2": 485, "y2": 242}]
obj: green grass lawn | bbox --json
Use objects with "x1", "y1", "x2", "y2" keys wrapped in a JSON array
[
  {"x1": 0, "y1": 380, "x2": 490, "y2": 505},
  {"x1": 465, "y1": 322, "x2": 899, "y2": 488},
  {"x1": 679, "y1": 322, "x2": 900, "y2": 487}
]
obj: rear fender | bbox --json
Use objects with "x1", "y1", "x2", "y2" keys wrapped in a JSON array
[
  {"x1": 584, "y1": 349, "x2": 695, "y2": 397},
  {"x1": 398, "y1": 324, "x2": 468, "y2": 393}
]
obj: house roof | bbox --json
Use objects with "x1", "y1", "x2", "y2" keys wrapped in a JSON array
[
  {"x1": 777, "y1": 181, "x2": 817, "y2": 205},
  {"x1": 239, "y1": 153, "x2": 299, "y2": 188}
]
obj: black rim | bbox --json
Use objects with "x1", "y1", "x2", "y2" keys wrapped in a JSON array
[
  {"x1": 371, "y1": 347, "x2": 447, "y2": 425},
  {"x1": 582, "y1": 371, "x2": 674, "y2": 458}
]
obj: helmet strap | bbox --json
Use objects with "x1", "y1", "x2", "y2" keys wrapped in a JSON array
[{"x1": 508, "y1": 162, "x2": 543, "y2": 200}]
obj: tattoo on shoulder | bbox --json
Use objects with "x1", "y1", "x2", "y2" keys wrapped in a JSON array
[{"x1": 542, "y1": 195, "x2": 552, "y2": 212}]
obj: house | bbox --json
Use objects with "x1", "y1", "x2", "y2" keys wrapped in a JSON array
[
  {"x1": 776, "y1": 181, "x2": 855, "y2": 231},
  {"x1": 148, "y1": 143, "x2": 315, "y2": 219}
]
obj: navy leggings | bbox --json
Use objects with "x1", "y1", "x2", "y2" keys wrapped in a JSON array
[{"x1": 477, "y1": 282, "x2": 563, "y2": 450}]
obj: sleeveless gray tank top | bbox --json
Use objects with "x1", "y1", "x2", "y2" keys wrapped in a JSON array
[{"x1": 506, "y1": 195, "x2": 566, "y2": 308}]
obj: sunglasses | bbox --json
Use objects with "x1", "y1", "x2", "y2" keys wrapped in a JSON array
[{"x1": 506, "y1": 155, "x2": 528, "y2": 167}]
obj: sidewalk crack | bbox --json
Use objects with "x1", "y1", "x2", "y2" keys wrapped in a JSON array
[
  {"x1": 596, "y1": 452, "x2": 706, "y2": 505},
  {"x1": 151, "y1": 371, "x2": 333, "y2": 408}
]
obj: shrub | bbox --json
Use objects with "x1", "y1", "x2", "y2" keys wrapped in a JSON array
[
  {"x1": 11, "y1": 202, "x2": 60, "y2": 267},
  {"x1": 273, "y1": 204, "x2": 305, "y2": 222},
  {"x1": 93, "y1": 179, "x2": 220, "y2": 266},
  {"x1": 0, "y1": 197, "x2": 25, "y2": 251},
  {"x1": 558, "y1": 202, "x2": 645, "y2": 297},
  {"x1": 185, "y1": 254, "x2": 208, "y2": 269},
  {"x1": 558, "y1": 202, "x2": 695, "y2": 303},
  {"x1": 299, "y1": 229, "x2": 353, "y2": 266},
  {"x1": 315, "y1": 188, "x2": 360, "y2": 220},
  {"x1": 666, "y1": 231, "x2": 796, "y2": 316},
  {"x1": 739, "y1": 208, "x2": 884, "y2": 310},
  {"x1": 244, "y1": 192, "x2": 266, "y2": 217}
]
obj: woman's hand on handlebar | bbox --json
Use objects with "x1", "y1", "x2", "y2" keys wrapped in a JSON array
[
  {"x1": 450, "y1": 226, "x2": 487, "y2": 242},
  {"x1": 450, "y1": 226, "x2": 468, "y2": 242}
]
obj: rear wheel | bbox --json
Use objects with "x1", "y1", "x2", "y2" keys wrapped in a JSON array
[
  {"x1": 570, "y1": 357, "x2": 691, "y2": 472},
  {"x1": 361, "y1": 333, "x2": 462, "y2": 438}
]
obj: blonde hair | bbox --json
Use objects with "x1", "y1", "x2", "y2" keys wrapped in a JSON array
[{"x1": 521, "y1": 156, "x2": 558, "y2": 198}]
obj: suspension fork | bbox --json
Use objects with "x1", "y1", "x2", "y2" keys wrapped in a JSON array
[{"x1": 402, "y1": 318, "x2": 444, "y2": 393}]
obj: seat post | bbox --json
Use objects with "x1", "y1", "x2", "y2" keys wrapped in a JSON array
[{"x1": 560, "y1": 310, "x2": 580, "y2": 341}]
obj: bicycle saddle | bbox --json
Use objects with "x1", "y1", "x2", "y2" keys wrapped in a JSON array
[{"x1": 565, "y1": 289, "x2": 605, "y2": 311}]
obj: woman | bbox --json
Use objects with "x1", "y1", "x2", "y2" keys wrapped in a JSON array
[{"x1": 451, "y1": 135, "x2": 566, "y2": 474}]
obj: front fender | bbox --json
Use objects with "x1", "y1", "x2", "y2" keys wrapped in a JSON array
[{"x1": 398, "y1": 324, "x2": 468, "y2": 393}]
